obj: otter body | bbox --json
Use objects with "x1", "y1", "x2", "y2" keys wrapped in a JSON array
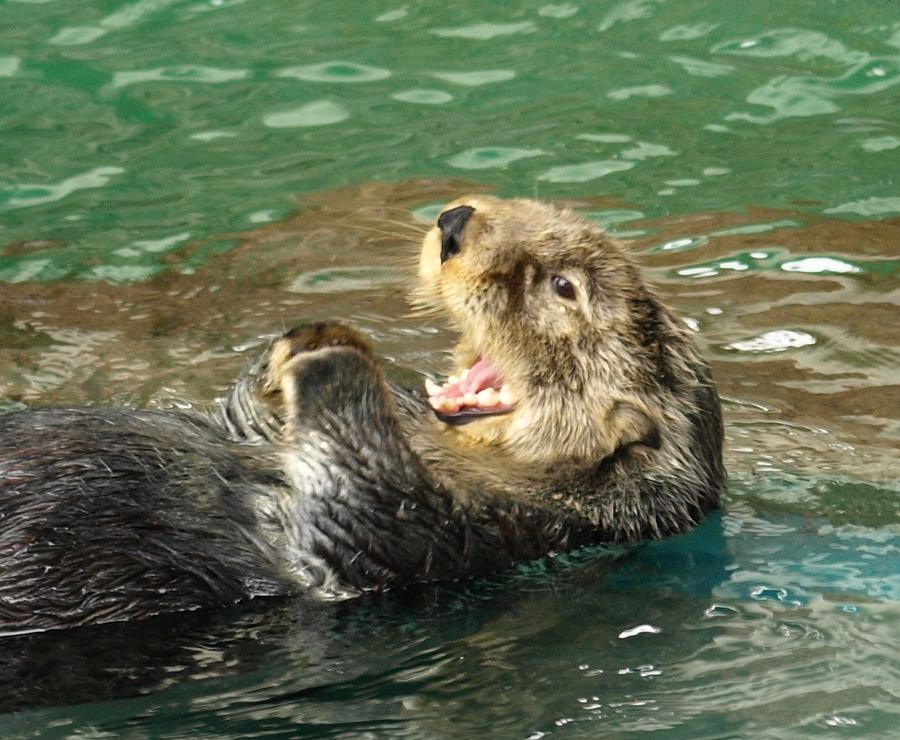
[
  {"x1": 0, "y1": 409, "x2": 290, "y2": 632},
  {"x1": 0, "y1": 196, "x2": 724, "y2": 633},
  {"x1": 0, "y1": 362, "x2": 598, "y2": 633}
]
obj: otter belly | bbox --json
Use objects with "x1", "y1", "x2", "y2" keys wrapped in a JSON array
[{"x1": 0, "y1": 408, "x2": 291, "y2": 634}]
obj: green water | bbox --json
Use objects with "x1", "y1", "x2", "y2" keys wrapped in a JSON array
[
  {"x1": 1, "y1": 0, "x2": 898, "y2": 736},
  {"x1": 2, "y1": 0, "x2": 899, "y2": 282}
]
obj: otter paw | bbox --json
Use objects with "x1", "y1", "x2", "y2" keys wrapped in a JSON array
[
  {"x1": 279, "y1": 322, "x2": 374, "y2": 359},
  {"x1": 261, "y1": 323, "x2": 381, "y2": 412}
]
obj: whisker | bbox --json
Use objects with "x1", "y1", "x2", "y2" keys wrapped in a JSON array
[
  {"x1": 404, "y1": 308, "x2": 444, "y2": 321},
  {"x1": 335, "y1": 206, "x2": 381, "y2": 223},
  {"x1": 345, "y1": 223, "x2": 414, "y2": 241},
  {"x1": 335, "y1": 219, "x2": 426, "y2": 242},
  {"x1": 334, "y1": 206, "x2": 431, "y2": 235},
  {"x1": 397, "y1": 252, "x2": 424, "y2": 267},
  {"x1": 369, "y1": 204, "x2": 439, "y2": 222},
  {"x1": 337, "y1": 207, "x2": 426, "y2": 230},
  {"x1": 378, "y1": 253, "x2": 420, "y2": 270},
  {"x1": 375, "y1": 217, "x2": 429, "y2": 233}
]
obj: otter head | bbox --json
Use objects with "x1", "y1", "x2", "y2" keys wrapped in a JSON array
[{"x1": 416, "y1": 195, "x2": 707, "y2": 467}]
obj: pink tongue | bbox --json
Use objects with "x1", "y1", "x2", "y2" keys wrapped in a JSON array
[{"x1": 441, "y1": 358, "x2": 502, "y2": 399}]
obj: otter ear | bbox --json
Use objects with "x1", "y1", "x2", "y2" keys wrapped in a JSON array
[{"x1": 607, "y1": 401, "x2": 661, "y2": 457}]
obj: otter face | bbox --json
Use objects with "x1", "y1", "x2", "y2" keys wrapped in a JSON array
[{"x1": 416, "y1": 195, "x2": 696, "y2": 465}]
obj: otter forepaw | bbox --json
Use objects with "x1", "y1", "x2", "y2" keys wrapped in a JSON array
[
  {"x1": 262, "y1": 322, "x2": 388, "y2": 425},
  {"x1": 261, "y1": 323, "x2": 374, "y2": 394},
  {"x1": 279, "y1": 322, "x2": 374, "y2": 359}
]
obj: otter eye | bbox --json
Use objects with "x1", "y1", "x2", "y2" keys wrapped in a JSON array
[{"x1": 551, "y1": 275, "x2": 576, "y2": 300}]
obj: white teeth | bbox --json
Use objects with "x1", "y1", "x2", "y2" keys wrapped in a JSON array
[
  {"x1": 426, "y1": 370, "x2": 517, "y2": 416},
  {"x1": 476, "y1": 388, "x2": 500, "y2": 407}
]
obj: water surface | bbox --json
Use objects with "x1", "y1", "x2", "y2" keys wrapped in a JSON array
[{"x1": 0, "y1": 1, "x2": 898, "y2": 736}]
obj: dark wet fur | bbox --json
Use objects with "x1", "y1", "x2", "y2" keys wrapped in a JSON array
[
  {"x1": 0, "y1": 409, "x2": 291, "y2": 632},
  {"x1": 0, "y1": 326, "x2": 721, "y2": 633},
  {"x1": 0, "y1": 336, "x2": 607, "y2": 633}
]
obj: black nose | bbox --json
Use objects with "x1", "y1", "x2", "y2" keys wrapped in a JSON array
[{"x1": 437, "y1": 205, "x2": 475, "y2": 264}]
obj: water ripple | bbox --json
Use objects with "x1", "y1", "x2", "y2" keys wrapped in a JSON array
[
  {"x1": 861, "y1": 135, "x2": 900, "y2": 152},
  {"x1": 537, "y1": 160, "x2": 634, "y2": 183},
  {"x1": 391, "y1": 88, "x2": 453, "y2": 105},
  {"x1": 539, "y1": 4, "x2": 579, "y2": 19},
  {"x1": 726, "y1": 330, "x2": 817, "y2": 353},
  {"x1": 825, "y1": 196, "x2": 900, "y2": 217},
  {"x1": 620, "y1": 141, "x2": 676, "y2": 159},
  {"x1": 447, "y1": 147, "x2": 545, "y2": 170},
  {"x1": 780, "y1": 257, "x2": 859, "y2": 274},
  {"x1": 48, "y1": 26, "x2": 107, "y2": 45},
  {"x1": 0, "y1": 56, "x2": 19, "y2": 76},
  {"x1": 712, "y1": 28, "x2": 868, "y2": 66},
  {"x1": 659, "y1": 22, "x2": 718, "y2": 42},
  {"x1": 668, "y1": 55, "x2": 734, "y2": 78},
  {"x1": 375, "y1": 8, "x2": 408, "y2": 23},
  {"x1": 597, "y1": 0, "x2": 657, "y2": 33},
  {"x1": 112, "y1": 65, "x2": 248, "y2": 87},
  {"x1": 0, "y1": 1, "x2": 899, "y2": 733},
  {"x1": 431, "y1": 22, "x2": 536, "y2": 40},
  {"x1": 277, "y1": 61, "x2": 391, "y2": 83},
  {"x1": 262, "y1": 100, "x2": 350, "y2": 128},
  {"x1": 101, "y1": 0, "x2": 180, "y2": 30},
  {"x1": 728, "y1": 76, "x2": 839, "y2": 123},
  {"x1": 0, "y1": 166, "x2": 124, "y2": 210},
  {"x1": 608, "y1": 84, "x2": 672, "y2": 100},
  {"x1": 431, "y1": 69, "x2": 516, "y2": 86}
]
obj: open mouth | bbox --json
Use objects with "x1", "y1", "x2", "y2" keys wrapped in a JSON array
[{"x1": 425, "y1": 356, "x2": 518, "y2": 425}]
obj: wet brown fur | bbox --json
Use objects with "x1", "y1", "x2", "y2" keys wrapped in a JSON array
[
  {"x1": 414, "y1": 196, "x2": 721, "y2": 471},
  {"x1": 216, "y1": 195, "x2": 724, "y2": 557}
]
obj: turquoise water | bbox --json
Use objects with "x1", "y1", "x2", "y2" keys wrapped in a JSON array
[{"x1": 1, "y1": 0, "x2": 898, "y2": 736}]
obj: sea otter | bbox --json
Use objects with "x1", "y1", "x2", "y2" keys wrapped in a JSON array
[{"x1": 0, "y1": 196, "x2": 724, "y2": 633}]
